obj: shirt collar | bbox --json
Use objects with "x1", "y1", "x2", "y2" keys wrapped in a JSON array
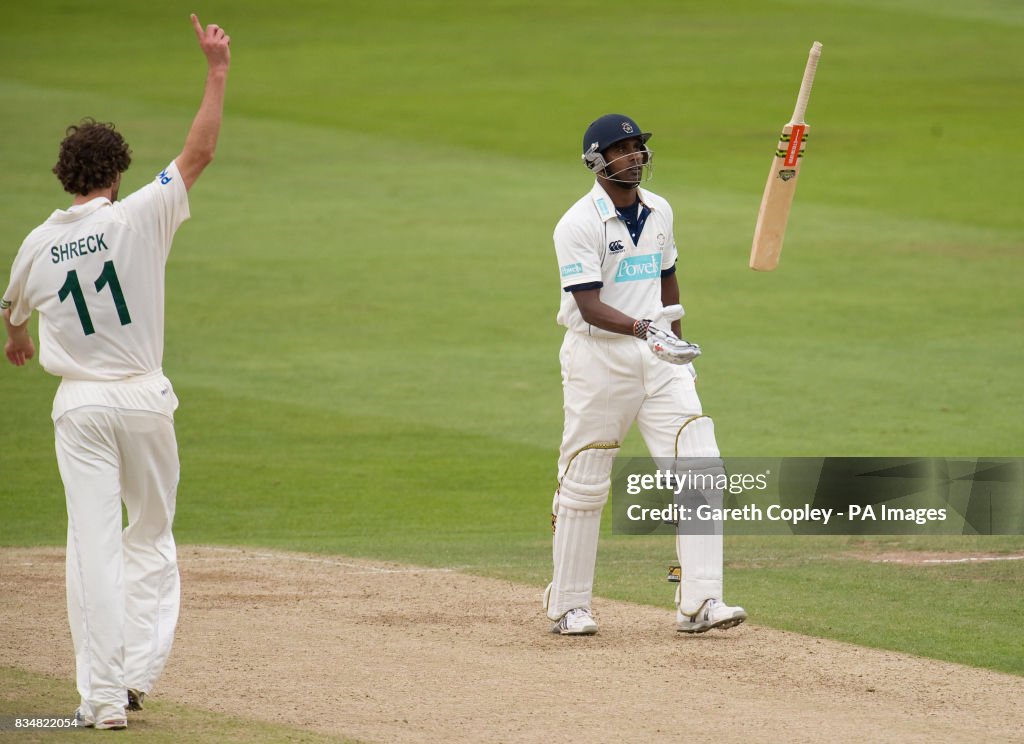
[
  {"x1": 588, "y1": 181, "x2": 653, "y2": 223},
  {"x1": 48, "y1": 197, "x2": 112, "y2": 224}
]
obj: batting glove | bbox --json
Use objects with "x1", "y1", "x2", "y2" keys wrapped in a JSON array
[
  {"x1": 654, "y1": 304, "x2": 685, "y2": 325},
  {"x1": 646, "y1": 326, "x2": 702, "y2": 365}
]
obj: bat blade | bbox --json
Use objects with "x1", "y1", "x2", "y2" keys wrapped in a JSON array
[
  {"x1": 749, "y1": 122, "x2": 809, "y2": 271},
  {"x1": 750, "y1": 42, "x2": 822, "y2": 272}
]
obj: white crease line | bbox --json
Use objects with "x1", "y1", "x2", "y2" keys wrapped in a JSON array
[
  {"x1": 873, "y1": 555, "x2": 1024, "y2": 565},
  {"x1": 183, "y1": 546, "x2": 456, "y2": 574},
  {"x1": 920, "y1": 555, "x2": 1024, "y2": 564}
]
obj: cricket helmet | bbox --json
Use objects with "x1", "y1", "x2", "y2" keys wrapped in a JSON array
[{"x1": 581, "y1": 114, "x2": 652, "y2": 173}]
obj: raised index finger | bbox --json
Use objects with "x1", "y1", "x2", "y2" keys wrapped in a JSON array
[{"x1": 190, "y1": 13, "x2": 203, "y2": 39}]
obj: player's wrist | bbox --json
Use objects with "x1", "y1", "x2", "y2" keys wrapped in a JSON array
[{"x1": 632, "y1": 318, "x2": 651, "y2": 340}]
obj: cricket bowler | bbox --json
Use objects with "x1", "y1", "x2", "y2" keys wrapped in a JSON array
[{"x1": 2, "y1": 15, "x2": 230, "y2": 729}]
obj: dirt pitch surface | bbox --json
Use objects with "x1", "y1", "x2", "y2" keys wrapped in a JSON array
[{"x1": 2, "y1": 546, "x2": 1023, "y2": 743}]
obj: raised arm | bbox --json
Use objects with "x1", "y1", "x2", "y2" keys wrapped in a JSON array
[{"x1": 176, "y1": 14, "x2": 231, "y2": 192}]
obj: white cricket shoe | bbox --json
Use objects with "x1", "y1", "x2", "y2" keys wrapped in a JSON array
[
  {"x1": 676, "y1": 599, "x2": 747, "y2": 634},
  {"x1": 552, "y1": 607, "x2": 599, "y2": 635},
  {"x1": 74, "y1": 707, "x2": 127, "y2": 730}
]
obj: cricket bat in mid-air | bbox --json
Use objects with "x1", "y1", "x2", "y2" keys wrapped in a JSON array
[{"x1": 749, "y1": 41, "x2": 823, "y2": 271}]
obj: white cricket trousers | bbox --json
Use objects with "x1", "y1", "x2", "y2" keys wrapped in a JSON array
[
  {"x1": 54, "y1": 405, "x2": 180, "y2": 722},
  {"x1": 557, "y1": 331, "x2": 708, "y2": 474},
  {"x1": 549, "y1": 330, "x2": 723, "y2": 617}
]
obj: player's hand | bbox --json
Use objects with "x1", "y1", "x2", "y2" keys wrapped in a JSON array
[
  {"x1": 191, "y1": 14, "x2": 231, "y2": 71},
  {"x1": 4, "y1": 334, "x2": 35, "y2": 367},
  {"x1": 646, "y1": 326, "x2": 701, "y2": 365}
]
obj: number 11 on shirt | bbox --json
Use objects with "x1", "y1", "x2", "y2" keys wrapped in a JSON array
[{"x1": 58, "y1": 260, "x2": 132, "y2": 336}]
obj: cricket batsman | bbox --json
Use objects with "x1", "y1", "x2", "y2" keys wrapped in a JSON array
[
  {"x1": 2, "y1": 15, "x2": 230, "y2": 728},
  {"x1": 544, "y1": 114, "x2": 747, "y2": 635}
]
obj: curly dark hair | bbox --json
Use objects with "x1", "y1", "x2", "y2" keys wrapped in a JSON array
[{"x1": 52, "y1": 118, "x2": 132, "y2": 195}]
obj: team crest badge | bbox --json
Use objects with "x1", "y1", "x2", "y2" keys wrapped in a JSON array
[
  {"x1": 622, "y1": 121, "x2": 634, "y2": 133},
  {"x1": 657, "y1": 233, "x2": 666, "y2": 247}
]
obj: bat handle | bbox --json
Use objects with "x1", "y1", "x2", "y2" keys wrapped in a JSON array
[{"x1": 791, "y1": 41, "x2": 823, "y2": 124}]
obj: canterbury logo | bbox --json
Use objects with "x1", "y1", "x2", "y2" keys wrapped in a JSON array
[{"x1": 608, "y1": 240, "x2": 624, "y2": 253}]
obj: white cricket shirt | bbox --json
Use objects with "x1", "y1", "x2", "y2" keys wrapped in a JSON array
[
  {"x1": 554, "y1": 181, "x2": 678, "y2": 337},
  {"x1": 2, "y1": 161, "x2": 189, "y2": 381}
]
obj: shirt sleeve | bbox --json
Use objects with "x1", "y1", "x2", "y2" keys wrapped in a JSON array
[
  {"x1": 2, "y1": 237, "x2": 38, "y2": 326},
  {"x1": 660, "y1": 201, "x2": 678, "y2": 271},
  {"x1": 554, "y1": 217, "x2": 603, "y2": 291},
  {"x1": 117, "y1": 161, "x2": 190, "y2": 260}
]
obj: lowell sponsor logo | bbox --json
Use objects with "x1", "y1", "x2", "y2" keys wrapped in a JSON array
[{"x1": 614, "y1": 253, "x2": 662, "y2": 282}]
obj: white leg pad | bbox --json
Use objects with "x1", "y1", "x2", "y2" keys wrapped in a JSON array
[
  {"x1": 676, "y1": 533, "x2": 724, "y2": 615},
  {"x1": 545, "y1": 444, "x2": 618, "y2": 621},
  {"x1": 673, "y1": 417, "x2": 726, "y2": 615}
]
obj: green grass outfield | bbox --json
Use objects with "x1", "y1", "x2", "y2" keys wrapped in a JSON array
[{"x1": 2, "y1": 0, "x2": 1022, "y2": 722}]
